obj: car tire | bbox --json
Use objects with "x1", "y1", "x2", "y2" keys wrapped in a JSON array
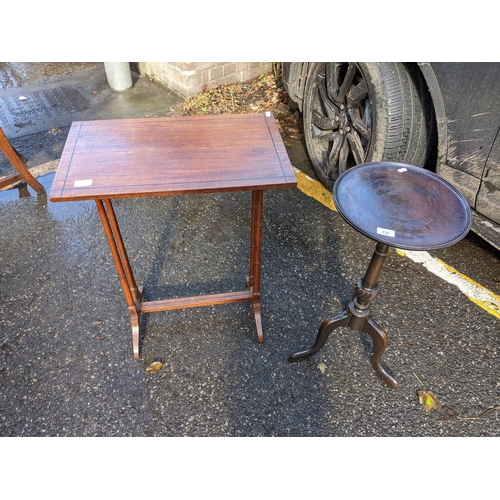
[{"x1": 302, "y1": 62, "x2": 436, "y2": 190}]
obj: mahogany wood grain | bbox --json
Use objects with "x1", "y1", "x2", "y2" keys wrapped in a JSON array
[
  {"x1": 140, "y1": 291, "x2": 253, "y2": 313},
  {"x1": 50, "y1": 113, "x2": 296, "y2": 202}
]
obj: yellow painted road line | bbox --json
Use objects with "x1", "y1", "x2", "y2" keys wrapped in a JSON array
[
  {"x1": 293, "y1": 167, "x2": 336, "y2": 211},
  {"x1": 294, "y1": 167, "x2": 500, "y2": 320}
]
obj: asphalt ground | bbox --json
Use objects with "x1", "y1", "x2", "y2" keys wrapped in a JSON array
[{"x1": 0, "y1": 63, "x2": 497, "y2": 494}]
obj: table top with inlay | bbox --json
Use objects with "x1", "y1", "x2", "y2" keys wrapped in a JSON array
[{"x1": 50, "y1": 113, "x2": 296, "y2": 202}]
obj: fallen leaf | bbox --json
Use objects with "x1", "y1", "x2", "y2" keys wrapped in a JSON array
[
  {"x1": 318, "y1": 362, "x2": 326, "y2": 374},
  {"x1": 170, "y1": 70, "x2": 301, "y2": 151},
  {"x1": 146, "y1": 361, "x2": 163, "y2": 374},
  {"x1": 418, "y1": 390, "x2": 442, "y2": 414}
]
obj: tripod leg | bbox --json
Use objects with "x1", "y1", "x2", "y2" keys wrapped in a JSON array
[
  {"x1": 360, "y1": 317, "x2": 399, "y2": 389},
  {"x1": 288, "y1": 309, "x2": 351, "y2": 362}
]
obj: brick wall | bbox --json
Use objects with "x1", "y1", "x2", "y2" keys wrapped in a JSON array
[{"x1": 134, "y1": 62, "x2": 273, "y2": 98}]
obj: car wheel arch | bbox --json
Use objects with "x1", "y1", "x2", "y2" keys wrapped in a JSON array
[{"x1": 417, "y1": 62, "x2": 448, "y2": 171}]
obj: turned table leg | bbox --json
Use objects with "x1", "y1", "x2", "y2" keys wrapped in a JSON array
[
  {"x1": 249, "y1": 189, "x2": 264, "y2": 342},
  {"x1": 96, "y1": 199, "x2": 144, "y2": 358}
]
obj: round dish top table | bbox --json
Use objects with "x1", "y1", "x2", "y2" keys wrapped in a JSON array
[
  {"x1": 289, "y1": 162, "x2": 472, "y2": 389},
  {"x1": 333, "y1": 161, "x2": 472, "y2": 250}
]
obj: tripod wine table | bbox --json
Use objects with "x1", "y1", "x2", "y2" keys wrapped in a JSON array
[
  {"x1": 289, "y1": 161, "x2": 472, "y2": 389},
  {"x1": 50, "y1": 113, "x2": 296, "y2": 358}
]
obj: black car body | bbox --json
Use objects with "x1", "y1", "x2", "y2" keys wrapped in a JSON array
[{"x1": 282, "y1": 62, "x2": 500, "y2": 250}]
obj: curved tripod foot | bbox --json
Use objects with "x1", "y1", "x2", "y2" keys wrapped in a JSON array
[
  {"x1": 361, "y1": 317, "x2": 399, "y2": 389},
  {"x1": 288, "y1": 309, "x2": 351, "y2": 362},
  {"x1": 131, "y1": 312, "x2": 141, "y2": 359},
  {"x1": 253, "y1": 301, "x2": 264, "y2": 343},
  {"x1": 131, "y1": 286, "x2": 144, "y2": 359}
]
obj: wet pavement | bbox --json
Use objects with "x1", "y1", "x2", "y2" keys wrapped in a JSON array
[
  {"x1": 0, "y1": 62, "x2": 183, "y2": 178},
  {"x1": 0, "y1": 63, "x2": 498, "y2": 438}
]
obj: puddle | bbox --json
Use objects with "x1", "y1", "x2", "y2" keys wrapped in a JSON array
[
  {"x1": 0, "y1": 172, "x2": 91, "y2": 219},
  {"x1": 0, "y1": 88, "x2": 89, "y2": 131}
]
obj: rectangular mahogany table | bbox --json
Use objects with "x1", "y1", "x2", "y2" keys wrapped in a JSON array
[{"x1": 50, "y1": 113, "x2": 296, "y2": 358}]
